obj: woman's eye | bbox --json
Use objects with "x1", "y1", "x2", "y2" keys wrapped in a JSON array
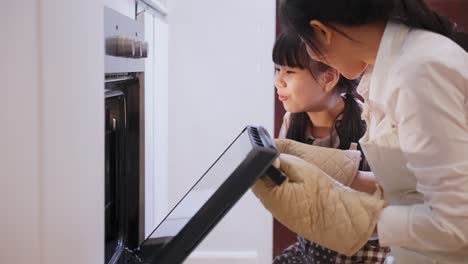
[
  {"x1": 274, "y1": 67, "x2": 280, "y2": 72},
  {"x1": 286, "y1": 70, "x2": 295, "y2": 74}
]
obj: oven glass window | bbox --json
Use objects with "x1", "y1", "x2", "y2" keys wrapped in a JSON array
[
  {"x1": 105, "y1": 94, "x2": 126, "y2": 263},
  {"x1": 143, "y1": 130, "x2": 252, "y2": 244}
]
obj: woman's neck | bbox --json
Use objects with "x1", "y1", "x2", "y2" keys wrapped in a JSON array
[{"x1": 307, "y1": 96, "x2": 345, "y2": 139}]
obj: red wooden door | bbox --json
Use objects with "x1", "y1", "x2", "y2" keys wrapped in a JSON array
[
  {"x1": 427, "y1": 0, "x2": 468, "y2": 32},
  {"x1": 272, "y1": 0, "x2": 468, "y2": 258}
]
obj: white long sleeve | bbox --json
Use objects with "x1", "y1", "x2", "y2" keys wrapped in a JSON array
[{"x1": 377, "y1": 58, "x2": 468, "y2": 252}]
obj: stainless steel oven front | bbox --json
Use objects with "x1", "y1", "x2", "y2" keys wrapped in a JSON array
[{"x1": 104, "y1": 7, "x2": 147, "y2": 264}]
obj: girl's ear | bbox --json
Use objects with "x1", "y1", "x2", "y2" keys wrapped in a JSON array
[
  {"x1": 309, "y1": 20, "x2": 333, "y2": 46},
  {"x1": 321, "y1": 69, "x2": 340, "y2": 93}
]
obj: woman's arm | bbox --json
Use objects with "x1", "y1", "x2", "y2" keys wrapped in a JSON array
[
  {"x1": 350, "y1": 171, "x2": 377, "y2": 195},
  {"x1": 377, "y1": 59, "x2": 468, "y2": 251}
]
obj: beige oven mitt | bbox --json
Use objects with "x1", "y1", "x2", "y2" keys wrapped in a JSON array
[
  {"x1": 252, "y1": 153, "x2": 386, "y2": 256},
  {"x1": 274, "y1": 138, "x2": 361, "y2": 186}
]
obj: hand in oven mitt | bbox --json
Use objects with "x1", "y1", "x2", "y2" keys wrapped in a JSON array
[
  {"x1": 251, "y1": 153, "x2": 386, "y2": 256},
  {"x1": 274, "y1": 138, "x2": 361, "y2": 186}
]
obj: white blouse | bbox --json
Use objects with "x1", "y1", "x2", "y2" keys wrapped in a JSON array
[{"x1": 358, "y1": 21, "x2": 468, "y2": 263}]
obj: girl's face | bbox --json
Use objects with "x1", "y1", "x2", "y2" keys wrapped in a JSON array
[{"x1": 274, "y1": 64, "x2": 331, "y2": 113}]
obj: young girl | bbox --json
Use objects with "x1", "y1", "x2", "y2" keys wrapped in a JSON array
[
  {"x1": 254, "y1": 0, "x2": 468, "y2": 263},
  {"x1": 272, "y1": 32, "x2": 389, "y2": 264}
]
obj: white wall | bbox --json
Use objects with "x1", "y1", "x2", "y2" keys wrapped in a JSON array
[
  {"x1": 1, "y1": 1, "x2": 103, "y2": 264},
  {"x1": 132, "y1": 2, "x2": 278, "y2": 262},
  {"x1": 103, "y1": 0, "x2": 135, "y2": 18},
  {"x1": 138, "y1": 10, "x2": 171, "y2": 238},
  {"x1": 1, "y1": 0, "x2": 276, "y2": 263},
  {"x1": 150, "y1": 15, "x2": 171, "y2": 232},
  {"x1": 1, "y1": 2, "x2": 41, "y2": 263},
  {"x1": 167, "y1": 1, "x2": 276, "y2": 263}
]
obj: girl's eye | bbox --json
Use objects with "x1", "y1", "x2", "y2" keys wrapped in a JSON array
[
  {"x1": 274, "y1": 67, "x2": 280, "y2": 72},
  {"x1": 286, "y1": 70, "x2": 295, "y2": 74}
]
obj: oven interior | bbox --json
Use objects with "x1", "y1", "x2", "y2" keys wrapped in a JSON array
[{"x1": 105, "y1": 76, "x2": 142, "y2": 264}]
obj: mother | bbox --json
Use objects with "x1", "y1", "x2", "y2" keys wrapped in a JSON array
[{"x1": 253, "y1": 0, "x2": 468, "y2": 263}]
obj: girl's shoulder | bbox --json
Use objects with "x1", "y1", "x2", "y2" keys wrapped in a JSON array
[
  {"x1": 278, "y1": 112, "x2": 292, "y2": 139},
  {"x1": 283, "y1": 111, "x2": 292, "y2": 120},
  {"x1": 354, "y1": 97, "x2": 364, "y2": 109},
  {"x1": 342, "y1": 94, "x2": 364, "y2": 111}
]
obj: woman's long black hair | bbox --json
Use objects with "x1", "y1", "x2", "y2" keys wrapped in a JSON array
[
  {"x1": 273, "y1": 32, "x2": 367, "y2": 169},
  {"x1": 280, "y1": 0, "x2": 468, "y2": 55}
]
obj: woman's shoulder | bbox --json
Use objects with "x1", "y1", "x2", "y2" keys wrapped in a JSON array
[
  {"x1": 393, "y1": 37, "x2": 467, "y2": 102},
  {"x1": 399, "y1": 29, "x2": 468, "y2": 78}
]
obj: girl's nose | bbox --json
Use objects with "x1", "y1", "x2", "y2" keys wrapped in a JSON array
[{"x1": 275, "y1": 75, "x2": 286, "y2": 89}]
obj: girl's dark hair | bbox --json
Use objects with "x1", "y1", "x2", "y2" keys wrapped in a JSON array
[
  {"x1": 280, "y1": 0, "x2": 468, "y2": 54},
  {"x1": 273, "y1": 32, "x2": 367, "y2": 169}
]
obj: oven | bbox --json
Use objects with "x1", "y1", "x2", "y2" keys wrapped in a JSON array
[
  {"x1": 103, "y1": 6, "x2": 284, "y2": 264},
  {"x1": 104, "y1": 7, "x2": 147, "y2": 264}
]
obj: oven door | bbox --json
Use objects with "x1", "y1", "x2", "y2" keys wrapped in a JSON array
[{"x1": 124, "y1": 126, "x2": 280, "y2": 264}]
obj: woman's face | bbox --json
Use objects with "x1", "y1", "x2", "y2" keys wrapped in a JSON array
[
  {"x1": 304, "y1": 21, "x2": 368, "y2": 80},
  {"x1": 274, "y1": 64, "x2": 331, "y2": 113},
  {"x1": 306, "y1": 45, "x2": 367, "y2": 80}
]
